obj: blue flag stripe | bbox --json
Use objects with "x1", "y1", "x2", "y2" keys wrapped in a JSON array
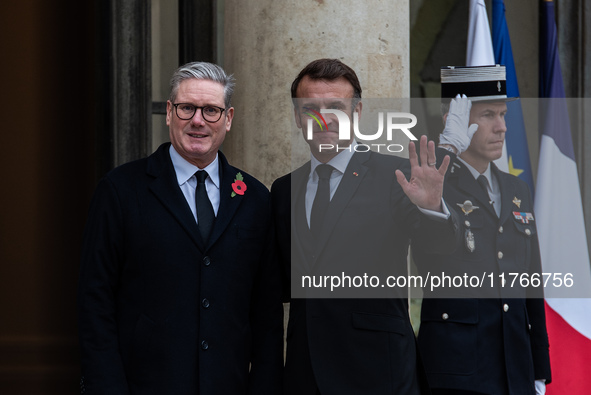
[
  {"x1": 492, "y1": 0, "x2": 535, "y2": 193},
  {"x1": 539, "y1": 1, "x2": 576, "y2": 162}
]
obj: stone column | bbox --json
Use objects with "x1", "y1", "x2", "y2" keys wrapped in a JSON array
[{"x1": 223, "y1": 0, "x2": 410, "y2": 186}]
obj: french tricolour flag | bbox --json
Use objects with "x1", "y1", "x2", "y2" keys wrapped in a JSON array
[{"x1": 536, "y1": 1, "x2": 591, "y2": 393}]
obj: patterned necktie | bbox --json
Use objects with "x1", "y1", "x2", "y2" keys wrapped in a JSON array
[
  {"x1": 477, "y1": 174, "x2": 490, "y2": 198},
  {"x1": 310, "y1": 164, "x2": 334, "y2": 238},
  {"x1": 195, "y1": 171, "x2": 215, "y2": 243}
]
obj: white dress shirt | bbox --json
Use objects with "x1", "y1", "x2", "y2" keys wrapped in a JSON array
[{"x1": 169, "y1": 145, "x2": 221, "y2": 223}]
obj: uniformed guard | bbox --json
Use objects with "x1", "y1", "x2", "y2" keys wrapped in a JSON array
[{"x1": 413, "y1": 65, "x2": 551, "y2": 395}]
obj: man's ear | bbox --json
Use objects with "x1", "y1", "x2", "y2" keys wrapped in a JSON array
[
  {"x1": 166, "y1": 100, "x2": 173, "y2": 126},
  {"x1": 354, "y1": 101, "x2": 362, "y2": 118},
  {"x1": 225, "y1": 107, "x2": 234, "y2": 132},
  {"x1": 294, "y1": 107, "x2": 302, "y2": 129}
]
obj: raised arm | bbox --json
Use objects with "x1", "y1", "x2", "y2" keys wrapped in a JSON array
[{"x1": 395, "y1": 135, "x2": 450, "y2": 212}]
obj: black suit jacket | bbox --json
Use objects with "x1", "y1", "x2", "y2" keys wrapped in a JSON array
[
  {"x1": 413, "y1": 149, "x2": 551, "y2": 394},
  {"x1": 271, "y1": 150, "x2": 461, "y2": 395},
  {"x1": 78, "y1": 143, "x2": 283, "y2": 395}
]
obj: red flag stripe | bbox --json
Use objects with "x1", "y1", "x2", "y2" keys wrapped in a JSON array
[{"x1": 545, "y1": 302, "x2": 591, "y2": 394}]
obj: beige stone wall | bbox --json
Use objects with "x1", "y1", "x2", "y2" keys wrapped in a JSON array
[
  {"x1": 151, "y1": 0, "x2": 179, "y2": 153},
  {"x1": 223, "y1": 0, "x2": 410, "y2": 187}
]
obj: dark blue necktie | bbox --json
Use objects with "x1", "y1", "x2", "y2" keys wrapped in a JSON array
[
  {"x1": 310, "y1": 164, "x2": 334, "y2": 238},
  {"x1": 195, "y1": 171, "x2": 215, "y2": 243},
  {"x1": 477, "y1": 174, "x2": 490, "y2": 198}
]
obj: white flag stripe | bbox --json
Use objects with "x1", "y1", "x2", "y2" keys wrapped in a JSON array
[
  {"x1": 466, "y1": 0, "x2": 495, "y2": 66},
  {"x1": 495, "y1": 144, "x2": 509, "y2": 173},
  {"x1": 536, "y1": 134, "x2": 591, "y2": 337}
]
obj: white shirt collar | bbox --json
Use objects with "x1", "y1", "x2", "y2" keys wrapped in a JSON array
[
  {"x1": 457, "y1": 157, "x2": 489, "y2": 179},
  {"x1": 169, "y1": 145, "x2": 220, "y2": 189},
  {"x1": 309, "y1": 141, "x2": 356, "y2": 179},
  {"x1": 457, "y1": 157, "x2": 493, "y2": 191}
]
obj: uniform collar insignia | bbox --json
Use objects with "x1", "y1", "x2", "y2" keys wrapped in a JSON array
[{"x1": 512, "y1": 196, "x2": 521, "y2": 208}]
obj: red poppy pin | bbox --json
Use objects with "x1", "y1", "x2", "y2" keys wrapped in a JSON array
[{"x1": 231, "y1": 172, "x2": 247, "y2": 197}]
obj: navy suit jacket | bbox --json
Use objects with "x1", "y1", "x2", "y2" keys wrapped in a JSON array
[
  {"x1": 414, "y1": 148, "x2": 551, "y2": 394},
  {"x1": 271, "y1": 150, "x2": 461, "y2": 395},
  {"x1": 78, "y1": 143, "x2": 283, "y2": 395}
]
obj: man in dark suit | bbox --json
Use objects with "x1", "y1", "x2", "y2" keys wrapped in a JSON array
[
  {"x1": 271, "y1": 58, "x2": 462, "y2": 395},
  {"x1": 77, "y1": 62, "x2": 283, "y2": 394},
  {"x1": 413, "y1": 65, "x2": 551, "y2": 395}
]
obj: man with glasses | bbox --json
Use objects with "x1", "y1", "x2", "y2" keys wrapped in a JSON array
[{"x1": 78, "y1": 62, "x2": 283, "y2": 394}]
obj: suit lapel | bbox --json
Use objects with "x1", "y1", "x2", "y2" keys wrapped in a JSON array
[
  {"x1": 291, "y1": 162, "x2": 310, "y2": 217},
  {"x1": 207, "y1": 151, "x2": 244, "y2": 249},
  {"x1": 312, "y1": 152, "x2": 369, "y2": 265},
  {"x1": 493, "y1": 165, "x2": 517, "y2": 225},
  {"x1": 291, "y1": 162, "x2": 313, "y2": 272},
  {"x1": 147, "y1": 144, "x2": 205, "y2": 251}
]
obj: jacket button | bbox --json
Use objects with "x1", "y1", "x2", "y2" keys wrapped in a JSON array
[
  {"x1": 203, "y1": 256, "x2": 211, "y2": 266},
  {"x1": 464, "y1": 220, "x2": 471, "y2": 227},
  {"x1": 498, "y1": 226, "x2": 503, "y2": 233},
  {"x1": 442, "y1": 313, "x2": 449, "y2": 320},
  {"x1": 525, "y1": 228, "x2": 531, "y2": 236},
  {"x1": 498, "y1": 251, "x2": 504, "y2": 259},
  {"x1": 503, "y1": 304, "x2": 509, "y2": 312},
  {"x1": 202, "y1": 298, "x2": 210, "y2": 308},
  {"x1": 201, "y1": 340, "x2": 209, "y2": 350}
]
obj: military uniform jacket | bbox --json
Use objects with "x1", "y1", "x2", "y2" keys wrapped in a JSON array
[
  {"x1": 413, "y1": 148, "x2": 552, "y2": 394},
  {"x1": 272, "y1": 150, "x2": 462, "y2": 395},
  {"x1": 77, "y1": 143, "x2": 284, "y2": 395}
]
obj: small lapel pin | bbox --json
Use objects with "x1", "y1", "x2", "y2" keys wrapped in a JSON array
[
  {"x1": 512, "y1": 197, "x2": 521, "y2": 208},
  {"x1": 457, "y1": 200, "x2": 480, "y2": 216},
  {"x1": 353, "y1": 172, "x2": 359, "y2": 177}
]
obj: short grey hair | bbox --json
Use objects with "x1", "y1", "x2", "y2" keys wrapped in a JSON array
[{"x1": 169, "y1": 61, "x2": 236, "y2": 109}]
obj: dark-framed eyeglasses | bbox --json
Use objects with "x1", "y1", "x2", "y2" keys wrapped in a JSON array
[{"x1": 172, "y1": 103, "x2": 226, "y2": 123}]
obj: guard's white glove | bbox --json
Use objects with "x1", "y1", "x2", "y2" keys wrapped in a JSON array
[
  {"x1": 535, "y1": 379, "x2": 546, "y2": 394},
  {"x1": 439, "y1": 94, "x2": 478, "y2": 155}
]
